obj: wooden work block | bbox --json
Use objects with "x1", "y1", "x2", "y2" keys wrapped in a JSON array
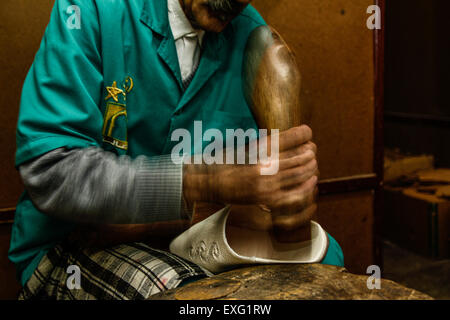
[{"x1": 150, "y1": 264, "x2": 432, "y2": 300}]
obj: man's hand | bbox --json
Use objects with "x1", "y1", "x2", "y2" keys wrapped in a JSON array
[{"x1": 183, "y1": 125, "x2": 319, "y2": 232}]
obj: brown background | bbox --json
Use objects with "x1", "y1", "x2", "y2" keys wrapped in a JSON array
[
  {"x1": 0, "y1": 0, "x2": 380, "y2": 298},
  {"x1": 384, "y1": 0, "x2": 450, "y2": 167},
  {"x1": 0, "y1": 1, "x2": 57, "y2": 209},
  {"x1": 0, "y1": 0, "x2": 55, "y2": 299}
]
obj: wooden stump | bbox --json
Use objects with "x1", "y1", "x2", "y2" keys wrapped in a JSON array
[{"x1": 149, "y1": 264, "x2": 433, "y2": 300}]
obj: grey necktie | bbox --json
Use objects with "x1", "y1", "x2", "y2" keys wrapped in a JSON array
[{"x1": 181, "y1": 32, "x2": 201, "y2": 89}]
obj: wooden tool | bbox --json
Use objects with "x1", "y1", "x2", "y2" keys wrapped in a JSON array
[
  {"x1": 242, "y1": 26, "x2": 303, "y2": 138},
  {"x1": 244, "y1": 25, "x2": 311, "y2": 243},
  {"x1": 193, "y1": 26, "x2": 311, "y2": 243}
]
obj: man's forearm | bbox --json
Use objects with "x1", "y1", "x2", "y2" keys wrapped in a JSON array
[
  {"x1": 19, "y1": 147, "x2": 189, "y2": 225},
  {"x1": 182, "y1": 162, "x2": 217, "y2": 206}
]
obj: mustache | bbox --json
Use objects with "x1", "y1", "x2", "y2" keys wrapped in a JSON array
[{"x1": 207, "y1": 0, "x2": 243, "y2": 17}]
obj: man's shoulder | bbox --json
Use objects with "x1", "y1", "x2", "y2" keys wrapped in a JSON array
[{"x1": 233, "y1": 5, "x2": 267, "y2": 31}]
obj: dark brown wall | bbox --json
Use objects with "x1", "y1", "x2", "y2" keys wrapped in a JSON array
[
  {"x1": 384, "y1": 0, "x2": 450, "y2": 166},
  {"x1": 317, "y1": 191, "x2": 375, "y2": 271},
  {"x1": 0, "y1": 224, "x2": 20, "y2": 299},
  {"x1": 0, "y1": 1, "x2": 55, "y2": 209},
  {"x1": 0, "y1": 0, "x2": 55, "y2": 299}
]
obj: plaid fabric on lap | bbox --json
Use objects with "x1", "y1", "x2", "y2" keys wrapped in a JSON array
[{"x1": 19, "y1": 242, "x2": 210, "y2": 300}]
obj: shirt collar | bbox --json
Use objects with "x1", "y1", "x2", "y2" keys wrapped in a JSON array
[{"x1": 168, "y1": 0, "x2": 205, "y2": 46}]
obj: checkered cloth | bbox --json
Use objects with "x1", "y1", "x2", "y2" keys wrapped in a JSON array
[{"x1": 19, "y1": 241, "x2": 211, "y2": 300}]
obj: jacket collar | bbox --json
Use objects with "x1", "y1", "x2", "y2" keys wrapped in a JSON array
[
  {"x1": 139, "y1": 0, "x2": 228, "y2": 100},
  {"x1": 140, "y1": 0, "x2": 171, "y2": 37},
  {"x1": 140, "y1": 0, "x2": 228, "y2": 42},
  {"x1": 167, "y1": 0, "x2": 205, "y2": 45}
]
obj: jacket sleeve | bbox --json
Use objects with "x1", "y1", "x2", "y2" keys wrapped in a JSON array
[
  {"x1": 19, "y1": 147, "x2": 190, "y2": 224},
  {"x1": 16, "y1": 0, "x2": 104, "y2": 166}
]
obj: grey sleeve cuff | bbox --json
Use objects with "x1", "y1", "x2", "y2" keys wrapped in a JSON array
[
  {"x1": 136, "y1": 154, "x2": 191, "y2": 222},
  {"x1": 19, "y1": 147, "x2": 188, "y2": 224}
]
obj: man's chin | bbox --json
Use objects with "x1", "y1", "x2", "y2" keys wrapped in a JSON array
[{"x1": 192, "y1": 14, "x2": 232, "y2": 33}]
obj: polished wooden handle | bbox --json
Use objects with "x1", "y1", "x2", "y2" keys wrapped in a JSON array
[
  {"x1": 242, "y1": 26, "x2": 310, "y2": 243},
  {"x1": 192, "y1": 26, "x2": 311, "y2": 243},
  {"x1": 243, "y1": 27, "x2": 311, "y2": 242},
  {"x1": 243, "y1": 26, "x2": 302, "y2": 130}
]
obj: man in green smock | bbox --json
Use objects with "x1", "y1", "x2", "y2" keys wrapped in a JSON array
[{"x1": 10, "y1": 0, "x2": 343, "y2": 300}]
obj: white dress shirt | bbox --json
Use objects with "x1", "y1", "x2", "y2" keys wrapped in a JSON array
[{"x1": 168, "y1": 0, "x2": 205, "y2": 83}]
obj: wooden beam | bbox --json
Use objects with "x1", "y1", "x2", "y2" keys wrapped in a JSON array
[
  {"x1": 319, "y1": 174, "x2": 378, "y2": 195},
  {"x1": 373, "y1": 0, "x2": 386, "y2": 269}
]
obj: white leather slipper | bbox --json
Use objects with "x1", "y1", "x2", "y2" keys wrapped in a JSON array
[{"x1": 169, "y1": 205, "x2": 329, "y2": 273}]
